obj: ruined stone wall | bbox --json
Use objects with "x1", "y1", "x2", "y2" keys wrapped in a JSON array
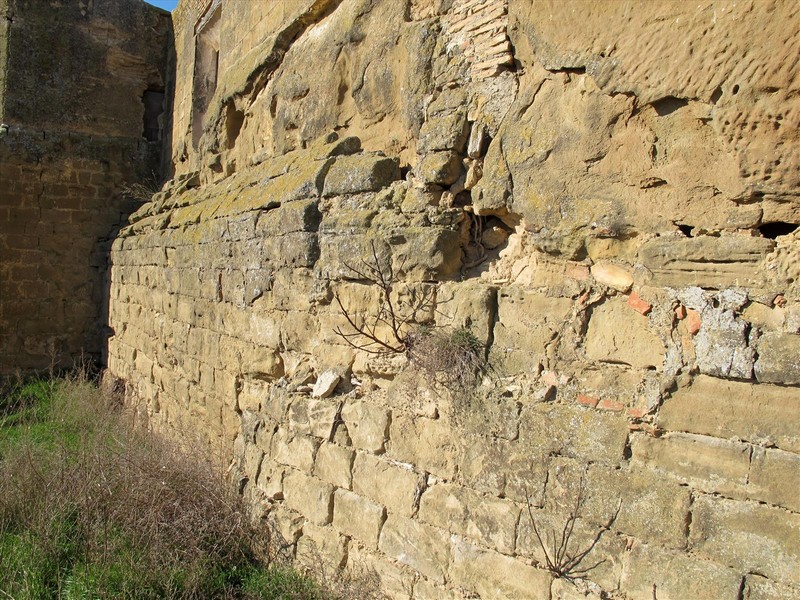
[
  {"x1": 107, "y1": 1, "x2": 800, "y2": 598},
  {"x1": 0, "y1": 0, "x2": 171, "y2": 373}
]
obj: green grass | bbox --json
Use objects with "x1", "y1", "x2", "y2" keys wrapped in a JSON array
[{"x1": 0, "y1": 376, "x2": 349, "y2": 600}]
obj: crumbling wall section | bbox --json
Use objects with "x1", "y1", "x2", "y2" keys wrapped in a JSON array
[
  {"x1": 0, "y1": 0, "x2": 172, "y2": 373},
  {"x1": 107, "y1": 1, "x2": 800, "y2": 598}
]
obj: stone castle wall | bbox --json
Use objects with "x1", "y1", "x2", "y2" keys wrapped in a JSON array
[
  {"x1": 0, "y1": 0, "x2": 171, "y2": 374},
  {"x1": 105, "y1": 0, "x2": 798, "y2": 598}
]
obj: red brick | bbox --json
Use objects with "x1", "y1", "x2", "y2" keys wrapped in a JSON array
[
  {"x1": 597, "y1": 399, "x2": 625, "y2": 412},
  {"x1": 627, "y1": 291, "x2": 652, "y2": 315},
  {"x1": 576, "y1": 393, "x2": 600, "y2": 408},
  {"x1": 675, "y1": 305, "x2": 687, "y2": 320},
  {"x1": 627, "y1": 407, "x2": 647, "y2": 419},
  {"x1": 685, "y1": 309, "x2": 701, "y2": 335}
]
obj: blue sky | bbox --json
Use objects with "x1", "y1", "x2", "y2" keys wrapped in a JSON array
[{"x1": 145, "y1": 0, "x2": 178, "y2": 11}]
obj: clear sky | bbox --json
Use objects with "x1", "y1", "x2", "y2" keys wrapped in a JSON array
[{"x1": 145, "y1": 0, "x2": 178, "y2": 11}]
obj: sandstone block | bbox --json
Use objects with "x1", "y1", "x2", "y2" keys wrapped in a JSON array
[
  {"x1": 389, "y1": 413, "x2": 459, "y2": 479},
  {"x1": 755, "y1": 332, "x2": 800, "y2": 385},
  {"x1": 272, "y1": 429, "x2": 318, "y2": 472},
  {"x1": 256, "y1": 199, "x2": 321, "y2": 236},
  {"x1": 296, "y1": 521, "x2": 347, "y2": 569},
  {"x1": 749, "y1": 447, "x2": 800, "y2": 512},
  {"x1": 690, "y1": 495, "x2": 800, "y2": 584},
  {"x1": 450, "y1": 538, "x2": 553, "y2": 600},
  {"x1": 584, "y1": 465, "x2": 691, "y2": 549},
  {"x1": 631, "y1": 432, "x2": 750, "y2": 498},
  {"x1": 591, "y1": 262, "x2": 634, "y2": 292},
  {"x1": 744, "y1": 575, "x2": 800, "y2": 600},
  {"x1": 283, "y1": 470, "x2": 334, "y2": 526},
  {"x1": 658, "y1": 375, "x2": 800, "y2": 452},
  {"x1": 352, "y1": 453, "x2": 419, "y2": 517},
  {"x1": 314, "y1": 442, "x2": 354, "y2": 489},
  {"x1": 418, "y1": 483, "x2": 519, "y2": 554},
  {"x1": 288, "y1": 396, "x2": 338, "y2": 439},
  {"x1": 459, "y1": 435, "x2": 548, "y2": 505},
  {"x1": 341, "y1": 399, "x2": 390, "y2": 453},
  {"x1": 519, "y1": 403, "x2": 630, "y2": 466},
  {"x1": 311, "y1": 369, "x2": 341, "y2": 398},
  {"x1": 621, "y1": 542, "x2": 743, "y2": 600},
  {"x1": 323, "y1": 154, "x2": 400, "y2": 196},
  {"x1": 417, "y1": 110, "x2": 468, "y2": 153},
  {"x1": 639, "y1": 236, "x2": 775, "y2": 289},
  {"x1": 378, "y1": 515, "x2": 450, "y2": 584},
  {"x1": 333, "y1": 489, "x2": 386, "y2": 549},
  {"x1": 416, "y1": 151, "x2": 463, "y2": 186},
  {"x1": 585, "y1": 299, "x2": 664, "y2": 370}
]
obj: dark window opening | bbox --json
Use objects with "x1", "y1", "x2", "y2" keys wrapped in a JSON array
[
  {"x1": 677, "y1": 224, "x2": 694, "y2": 238},
  {"x1": 142, "y1": 89, "x2": 165, "y2": 142}
]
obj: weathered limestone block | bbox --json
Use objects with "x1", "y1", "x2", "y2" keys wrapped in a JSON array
[
  {"x1": 638, "y1": 236, "x2": 775, "y2": 289},
  {"x1": 313, "y1": 442, "x2": 354, "y2": 490},
  {"x1": 345, "y1": 545, "x2": 416, "y2": 600},
  {"x1": 519, "y1": 403, "x2": 629, "y2": 466},
  {"x1": 658, "y1": 376, "x2": 800, "y2": 452},
  {"x1": 287, "y1": 396, "x2": 339, "y2": 438},
  {"x1": 389, "y1": 414, "x2": 459, "y2": 480},
  {"x1": 620, "y1": 543, "x2": 743, "y2": 600},
  {"x1": 282, "y1": 470, "x2": 334, "y2": 526},
  {"x1": 332, "y1": 489, "x2": 386, "y2": 549},
  {"x1": 690, "y1": 495, "x2": 800, "y2": 584},
  {"x1": 631, "y1": 432, "x2": 751, "y2": 499},
  {"x1": 378, "y1": 515, "x2": 451, "y2": 584},
  {"x1": 322, "y1": 154, "x2": 400, "y2": 197},
  {"x1": 585, "y1": 299, "x2": 665, "y2": 370},
  {"x1": 748, "y1": 447, "x2": 800, "y2": 513},
  {"x1": 352, "y1": 453, "x2": 419, "y2": 517},
  {"x1": 755, "y1": 332, "x2": 800, "y2": 385},
  {"x1": 341, "y1": 399, "x2": 390, "y2": 453},
  {"x1": 418, "y1": 482, "x2": 519, "y2": 554},
  {"x1": 450, "y1": 538, "x2": 552, "y2": 600}
]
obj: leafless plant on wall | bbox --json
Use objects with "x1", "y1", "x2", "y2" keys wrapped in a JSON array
[
  {"x1": 525, "y1": 474, "x2": 621, "y2": 581},
  {"x1": 333, "y1": 241, "x2": 435, "y2": 355}
]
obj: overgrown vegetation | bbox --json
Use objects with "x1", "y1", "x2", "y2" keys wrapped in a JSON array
[{"x1": 0, "y1": 375, "x2": 364, "y2": 599}]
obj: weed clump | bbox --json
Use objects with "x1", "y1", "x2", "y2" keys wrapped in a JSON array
[{"x1": 408, "y1": 326, "x2": 491, "y2": 396}]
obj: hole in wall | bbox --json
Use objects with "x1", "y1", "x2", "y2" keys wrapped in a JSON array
[
  {"x1": 677, "y1": 224, "x2": 695, "y2": 238},
  {"x1": 225, "y1": 104, "x2": 245, "y2": 150},
  {"x1": 731, "y1": 84, "x2": 740, "y2": 95},
  {"x1": 759, "y1": 222, "x2": 798, "y2": 239},
  {"x1": 651, "y1": 96, "x2": 689, "y2": 117},
  {"x1": 710, "y1": 85, "x2": 723, "y2": 105}
]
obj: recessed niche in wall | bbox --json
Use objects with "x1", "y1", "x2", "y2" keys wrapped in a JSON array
[
  {"x1": 191, "y1": 1, "x2": 222, "y2": 149},
  {"x1": 142, "y1": 89, "x2": 165, "y2": 141}
]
